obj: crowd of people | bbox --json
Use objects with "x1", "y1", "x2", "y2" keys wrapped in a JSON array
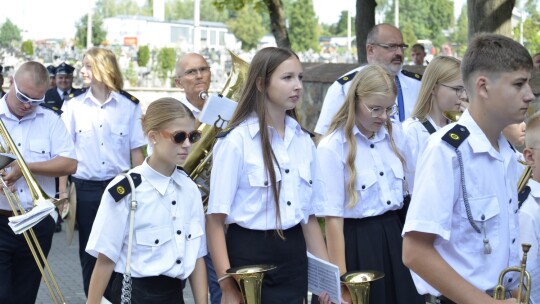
[{"x1": 0, "y1": 22, "x2": 538, "y2": 304}]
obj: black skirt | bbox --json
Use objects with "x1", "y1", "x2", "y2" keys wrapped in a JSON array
[
  {"x1": 226, "y1": 223, "x2": 308, "y2": 304},
  {"x1": 343, "y1": 211, "x2": 424, "y2": 304},
  {"x1": 108, "y1": 272, "x2": 185, "y2": 304}
]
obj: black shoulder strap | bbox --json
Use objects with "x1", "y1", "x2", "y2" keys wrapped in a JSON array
[
  {"x1": 401, "y1": 69, "x2": 422, "y2": 81},
  {"x1": 119, "y1": 90, "x2": 140, "y2": 104},
  {"x1": 421, "y1": 120, "x2": 437, "y2": 134},
  {"x1": 108, "y1": 173, "x2": 142, "y2": 202},
  {"x1": 216, "y1": 127, "x2": 235, "y2": 138},
  {"x1": 441, "y1": 124, "x2": 470, "y2": 149},
  {"x1": 337, "y1": 71, "x2": 358, "y2": 85},
  {"x1": 39, "y1": 103, "x2": 63, "y2": 115},
  {"x1": 518, "y1": 185, "x2": 531, "y2": 209},
  {"x1": 66, "y1": 87, "x2": 87, "y2": 101}
]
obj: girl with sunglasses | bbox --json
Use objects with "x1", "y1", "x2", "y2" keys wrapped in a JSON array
[
  {"x1": 402, "y1": 56, "x2": 466, "y2": 191},
  {"x1": 206, "y1": 47, "x2": 331, "y2": 303},
  {"x1": 316, "y1": 65, "x2": 424, "y2": 304},
  {"x1": 86, "y1": 98, "x2": 207, "y2": 304}
]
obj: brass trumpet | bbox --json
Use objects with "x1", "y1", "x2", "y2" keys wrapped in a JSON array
[
  {"x1": 0, "y1": 117, "x2": 65, "y2": 304},
  {"x1": 443, "y1": 110, "x2": 462, "y2": 122},
  {"x1": 493, "y1": 243, "x2": 532, "y2": 303},
  {"x1": 340, "y1": 271, "x2": 384, "y2": 304},
  {"x1": 226, "y1": 264, "x2": 276, "y2": 304}
]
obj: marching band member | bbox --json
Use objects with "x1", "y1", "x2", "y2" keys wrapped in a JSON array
[
  {"x1": 316, "y1": 65, "x2": 423, "y2": 304},
  {"x1": 206, "y1": 47, "x2": 330, "y2": 304},
  {"x1": 403, "y1": 56, "x2": 467, "y2": 191},
  {"x1": 0, "y1": 62, "x2": 77, "y2": 303},
  {"x1": 86, "y1": 98, "x2": 207, "y2": 304},
  {"x1": 61, "y1": 47, "x2": 146, "y2": 298},
  {"x1": 402, "y1": 33, "x2": 534, "y2": 304}
]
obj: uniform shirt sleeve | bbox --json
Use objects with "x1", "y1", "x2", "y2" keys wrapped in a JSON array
[
  {"x1": 129, "y1": 104, "x2": 146, "y2": 149},
  {"x1": 519, "y1": 205, "x2": 539, "y2": 259},
  {"x1": 48, "y1": 113, "x2": 76, "y2": 159},
  {"x1": 60, "y1": 98, "x2": 76, "y2": 142},
  {"x1": 207, "y1": 135, "x2": 244, "y2": 215},
  {"x1": 86, "y1": 179, "x2": 130, "y2": 262},
  {"x1": 315, "y1": 134, "x2": 346, "y2": 217},
  {"x1": 314, "y1": 81, "x2": 348, "y2": 135},
  {"x1": 192, "y1": 184, "x2": 208, "y2": 259}
]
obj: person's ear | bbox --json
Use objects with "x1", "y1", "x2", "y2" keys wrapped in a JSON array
[
  {"x1": 148, "y1": 130, "x2": 159, "y2": 145},
  {"x1": 524, "y1": 148, "x2": 535, "y2": 167},
  {"x1": 476, "y1": 76, "x2": 489, "y2": 100},
  {"x1": 174, "y1": 77, "x2": 184, "y2": 89},
  {"x1": 256, "y1": 77, "x2": 263, "y2": 92}
]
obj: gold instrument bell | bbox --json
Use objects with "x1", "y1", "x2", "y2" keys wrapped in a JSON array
[
  {"x1": 341, "y1": 271, "x2": 384, "y2": 304},
  {"x1": 443, "y1": 110, "x2": 462, "y2": 122},
  {"x1": 493, "y1": 244, "x2": 532, "y2": 303},
  {"x1": 226, "y1": 264, "x2": 276, "y2": 304}
]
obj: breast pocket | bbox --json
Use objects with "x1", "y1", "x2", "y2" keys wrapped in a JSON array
[
  {"x1": 29, "y1": 140, "x2": 50, "y2": 161},
  {"x1": 135, "y1": 226, "x2": 173, "y2": 272},
  {"x1": 390, "y1": 164, "x2": 405, "y2": 199},
  {"x1": 111, "y1": 124, "x2": 129, "y2": 147},
  {"x1": 298, "y1": 165, "x2": 313, "y2": 207},
  {"x1": 458, "y1": 195, "x2": 501, "y2": 253},
  {"x1": 247, "y1": 168, "x2": 282, "y2": 212},
  {"x1": 356, "y1": 171, "x2": 378, "y2": 207}
]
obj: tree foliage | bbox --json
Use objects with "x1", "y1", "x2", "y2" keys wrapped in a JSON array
[
  {"x1": 95, "y1": 0, "x2": 152, "y2": 17},
  {"x1": 521, "y1": 0, "x2": 540, "y2": 54},
  {"x1": 0, "y1": 19, "x2": 22, "y2": 48},
  {"x1": 321, "y1": 10, "x2": 356, "y2": 37},
  {"x1": 227, "y1": 5, "x2": 266, "y2": 50},
  {"x1": 137, "y1": 45, "x2": 151, "y2": 67},
  {"x1": 156, "y1": 47, "x2": 177, "y2": 81},
  {"x1": 289, "y1": 0, "x2": 319, "y2": 52},
  {"x1": 21, "y1": 40, "x2": 34, "y2": 56},
  {"x1": 74, "y1": 14, "x2": 108, "y2": 48},
  {"x1": 453, "y1": 4, "x2": 468, "y2": 57}
]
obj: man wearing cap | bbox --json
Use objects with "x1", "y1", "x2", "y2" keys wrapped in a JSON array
[
  {"x1": 0, "y1": 61, "x2": 77, "y2": 303},
  {"x1": 45, "y1": 62, "x2": 78, "y2": 111},
  {"x1": 46, "y1": 65, "x2": 56, "y2": 89},
  {"x1": 0, "y1": 65, "x2": 5, "y2": 99}
]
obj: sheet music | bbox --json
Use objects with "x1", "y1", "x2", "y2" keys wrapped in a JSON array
[
  {"x1": 307, "y1": 251, "x2": 341, "y2": 303},
  {"x1": 8, "y1": 201, "x2": 55, "y2": 234},
  {"x1": 199, "y1": 94, "x2": 238, "y2": 128}
]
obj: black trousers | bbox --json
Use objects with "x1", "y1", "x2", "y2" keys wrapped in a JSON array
[
  {"x1": 226, "y1": 223, "x2": 308, "y2": 304},
  {"x1": 73, "y1": 177, "x2": 113, "y2": 297},
  {"x1": 0, "y1": 214, "x2": 55, "y2": 304},
  {"x1": 109, "y1": 272, "x2": 185, "y2": 304}
]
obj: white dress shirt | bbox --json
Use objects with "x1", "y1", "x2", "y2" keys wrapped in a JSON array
[
  {"x1": 61, "y1": 89, "x2": 146, "y2": 180},
  {"x1": 314, "y1": 66, "x2": 422, "y2": 135},
  {"x1": 402, "y1": 116, "x2": 441, "y2": 191},
  {"x1": 179, "y1": 96, "x2": 201, "y2": 119},
  {"x1": 403, "y1": 110, "x2": 521, "y2": 295},
  {"x1": 207, "y1": 114, "x2": 326, "y2": 230},
  {"x1": 86, "y1": 159, "x2": 207, "y2": 279},
  {"x1": 315, "y1": 121, "x2": 413, "y2": 218},
  {"x1": 519, "y1": 178, "x2": 540, "y2": 260},
  {"x1": 0, "y1": 96, "x2": 76, "y2": 210}
]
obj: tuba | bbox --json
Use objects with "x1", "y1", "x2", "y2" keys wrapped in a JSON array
[
  {"x1": 183, "y1": 50, "x2": 249, "y2": 205},
  {"x1": 340, "y1": 271, "x2": 384, "y2": 304},
  {"x1": 0, "y1": 117, "x2": 66, "y2": 303},
  {"x1": 226, "y1": 264, "x2": 276, "y2": 304},
  {"x1": 493, "y1": 243, "x2": 532, "y2": 303}
]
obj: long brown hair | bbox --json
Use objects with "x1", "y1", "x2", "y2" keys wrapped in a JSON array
[
  {"x1": 326, "y1": 65, "x2": 403, "y2": 208},
  {"x1": 84, "y1": 47, "x2": 124, "y2": 92},
  {"x1": 227, "y1": 47, "x2": 300, "y2": 238}
]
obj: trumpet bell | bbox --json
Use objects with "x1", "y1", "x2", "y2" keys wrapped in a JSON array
[
  {"x1": 341, "y1": 271, "x2": 384, "y2": 304},
  {"x1": 226, "y1": 264, "x2": 276, "y2": 304},
  {"x1": 443, "y1": 111, "x2": 462, "y2": 122}
]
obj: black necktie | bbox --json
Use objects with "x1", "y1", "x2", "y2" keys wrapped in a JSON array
[{"x1": 63, "y1": 90, "x2": 68, "y2": 100}]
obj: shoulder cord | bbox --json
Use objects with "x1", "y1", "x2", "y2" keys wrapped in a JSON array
[
  {"x1": 119, "y1": 173, "x2": 138, "y2": 304},
  {"x1": 456, "y1": 148, "x2": 491, "y2": 254}
]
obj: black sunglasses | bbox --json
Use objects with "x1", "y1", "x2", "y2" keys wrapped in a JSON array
[{"x1": 160, "y1": 130, "x2": 202, "y2": 144}]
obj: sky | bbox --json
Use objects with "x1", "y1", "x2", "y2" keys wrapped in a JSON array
[{"x1": 0, "y1": 0, "x2": 467, "y2": 41}]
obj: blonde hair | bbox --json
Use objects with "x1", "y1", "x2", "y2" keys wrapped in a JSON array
[
  {"x1": 327, "y1": 65, "x2": 403, "y2": 208},
  {"x1": 411, "y1": 56, "x2": 461, "y2": 121},
  {"x1": 141, "y1": 98, "x2": 195, "y2": 135},
  {"x1": 84, "y1": 47, "x2": 124, "y2": 92},
  {"x1": 525, "y1": 112, "x2": 540, "y2": 148}
]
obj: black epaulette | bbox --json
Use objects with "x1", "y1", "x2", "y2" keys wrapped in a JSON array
[
  {"x1": 66, "y1": 88, "x2": 87, "y2": 101},
  {"x1": 119, "y1": 90, "x2": 139, "y2": 104},
  {"x1": 441, "y1": 124, "x2": 470, "y2": 149},
  {"x1": 216, "y1": 127, "x2": 235, "y2": 138},
  {"x1": 518, "y1": 185, "x2": 531, "y2": 209},
  {"x1": 337, "y1": 71, "x2": 358, "y2": 85},
  {"x1": 401, "y1": 70, "x2": 422, "y2": 81},
  {"x1": 301, "y1": 126, "x2": 315, "y2": 138},
  {"x1": 39, "y1": 103, "x2": 63, "y2": 115},
  {"x1": 108, "y1": 173, "x2": 142, "y2": 202}
]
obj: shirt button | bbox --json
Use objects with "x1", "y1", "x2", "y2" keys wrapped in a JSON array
[
  {"x1": 285, "y1": 169, "x2": 290, "y2": 173},
  {"x1": 172, "y1": 200, "x2": 176, "y2": 205},
  {"x1": 379, "y1": 172, "x2": 384, "y2": 176},
  {"x1": 264, "y1": 181, "x2": 268, "y2": 186},
  {"x1": 177, "y1": 230, "x2": 181, "y2": 235},
  {"x1": 509, "y1": 198, "x2": 512, "y2": 204},
  {"x1": 102, "y1": 162, "x2": 105, "y2": 165},
  {"x1": 176, "y1": 259, "x2": 181, "y2": 264},
  {"x1": 508, "y1": 278, "x2": 513, "y2": 283},
  {"x1": 512, "y1": 238, "x2": 516, "y2": 244},
  {"x1": 17, "y1": 143, "x2": 21, "y2": 146},
  {"x1": 309, "y1": 180, "x2": 313, "y2": 184},
  {"x1": 287, "y1": 201, "x2": 291, "y2": 206},
  {"x1": 188, "y1": 234, "x2": 191, "y2": 239},
  {"x1": 100, "y1": 124, "x2": 102, "y2": 127},
  {"x1": 154, "y1": 239, "x2": 159, "y2": 244},
  {"x1": 370, "y1": 144, "x2": 374, "y2": 148},
  {"x1": 41, "y1": 151, "x2": 45, "y2": 153},
  {"x1": 361, "y1": 185, "x2": 366, "y2": 190},
  {"x1": 481, "y1": 214, "x2": 485, "y2": 221},
  {"x1": 386, "y1": 200, "x2": 391, "y2": 205}
]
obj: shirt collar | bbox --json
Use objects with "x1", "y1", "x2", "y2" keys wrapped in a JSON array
[
  {"x1": 85, "y1": 89, "x2": 119, "y2": 106},
  {"x1": 180, "y1": 96, "x2": 200, "y2": 118},
  {"x1": 140, "y1": 158, "x2": 184, "y2": 196},
  {"x1": 246, "y1": 114, "x2": 303, "y2": 139},
  {"x1": 348, "y1": 122, "x2": 389, "y2": 143},
  {"x1": 0, "y1": 94, "x2": 43, "y2": 121}
]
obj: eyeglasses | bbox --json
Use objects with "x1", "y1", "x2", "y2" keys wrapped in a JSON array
[
  {"x1": 12, "y1": 79, "x2": 45, "y2": 105},
  {"x1": 372, "y1": 43, "x2": 409, "y2": 52},
  {"x1": 439, "y1": 84, "x2": 467, "y2": 99},
  {"x1": 160, "y1": 129, "x2": 202, "y2": 144},
  {"x1": 180, "y1": 66, "x2": 211, "y2": 78},
  {"x1": 362, "y1": 103, "x2": 398, "y2": 118}
]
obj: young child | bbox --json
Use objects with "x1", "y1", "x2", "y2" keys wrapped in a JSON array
[
  {"x1": 402, "y1": 34, "x2": 535, "y2": 304},
  {"x1": 403, "y1": 56, "x2": 467, "y2": 191},
  {"x1": 86, "y1": 98, "x2": 208, "y2": 304},
  {"x1": 206, "y1": 47, "x2": 330, "y2": 304},
  {"x1": 316, "y1": 64, "x2": 423, "y2": 304}
]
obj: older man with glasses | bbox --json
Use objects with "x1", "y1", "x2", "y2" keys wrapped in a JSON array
[
  {"x1": 174, "y1": 53, "x2": 212, "y2": 119},
  {"x1": 315, "y1": 23, "x2": 423, "y2": 135},
  {"x1": 0, "y1": 61, "x2": 77, "y2": 303}
]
